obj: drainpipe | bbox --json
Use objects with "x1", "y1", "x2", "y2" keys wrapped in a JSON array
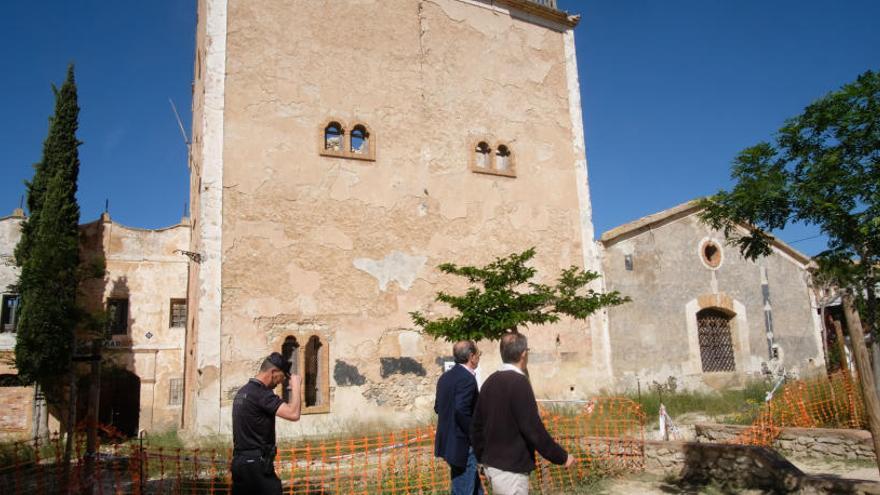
[{"x1": 761, "y1": 266, "x2": 776, "y2": 360}]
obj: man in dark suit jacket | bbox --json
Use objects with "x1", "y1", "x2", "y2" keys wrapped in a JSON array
[
  {"x1": 471, "y1": 333, "x2": 576, "y2": 495},
  {"x1": 435, "y1": 340, "x2": 484, "y2": 495}
]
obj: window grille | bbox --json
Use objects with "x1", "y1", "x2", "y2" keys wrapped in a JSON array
[
  {"x1": 169, "y1": 378, "x2": 183, "y2": 406},
  {"x1": 697, "y1": 308, "x2": 736, "y2": 372}
]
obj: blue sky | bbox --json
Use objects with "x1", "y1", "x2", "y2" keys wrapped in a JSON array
[{"x1": 1, "y1": 1, "x2": 878, "y2": 256}]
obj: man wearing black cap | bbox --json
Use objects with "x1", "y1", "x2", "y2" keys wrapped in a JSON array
[{"x1": 232, "y1": 352, "x2": 302, "y2": 494}]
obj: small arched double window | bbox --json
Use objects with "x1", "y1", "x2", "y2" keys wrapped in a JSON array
[
  {"x1": 320, "y1": 120, "x2": 376, "y2": 161},
  {"x1": 278, "y1": 333, "x2": 330, "y2": 413},
  {"x1": 470, "y1": 140, "x2": 515, "y2": 177}
]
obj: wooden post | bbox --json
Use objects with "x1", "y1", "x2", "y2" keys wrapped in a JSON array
[
  {"x1": 841, "y1": 292, "x2": 880, "y2": 475},
  {"x1": 831, "y1": 318, "x2": 849, "y2": 372}
]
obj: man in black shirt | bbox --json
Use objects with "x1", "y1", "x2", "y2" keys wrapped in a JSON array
[{"x1": 232, "y1": 352, "x2": 302, "y2": 494}]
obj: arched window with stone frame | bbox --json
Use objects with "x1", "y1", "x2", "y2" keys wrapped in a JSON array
[
  {"x1": 303, "y1": 335, "x2": 324, "y2": 408},
  {"x1": 281, "y1": 336, "x2": 300, "y2": 403},
  {"x1": 474, "y1": 141, "x2": 491, "y2": 169},
  {"x1": 494, "y1": 143, "x2": 513, "y2": 173},
  {"x1": 323, "y1": 121, "x2": 345, "y2": 153},
  {"x1": 350, "y1": 124, "x2": 370, "y2": 155}
]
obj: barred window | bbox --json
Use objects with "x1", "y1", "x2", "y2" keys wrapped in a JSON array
[
  {"x1": 697, "y1": 308, "x2": 736, "y2": 372},
  {"x1": 168, "y1": 378, "x2": 183, "y2": 406},
  {"x1": 170, "y1": 299, "x2": 187, "y2": 328}
]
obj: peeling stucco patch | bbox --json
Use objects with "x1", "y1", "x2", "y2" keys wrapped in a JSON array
[{"x1": 353, "y1": 251, "x2": 427, "y2": 291}]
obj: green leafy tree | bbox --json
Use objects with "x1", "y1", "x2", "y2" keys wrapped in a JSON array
[
  {"x1": 14, "y1": 65, "x2": 82, "y2": 386},
  {"x1": 699, "y1": 70, "x2": 879, "y2": 334},
  {"x1": 411, "y1": 248, "x2": 629, "y2": 342}
]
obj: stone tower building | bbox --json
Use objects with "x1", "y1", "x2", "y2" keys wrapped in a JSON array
[{"x1": 186, "y1": 0, "x2": 604, "y2": 436}]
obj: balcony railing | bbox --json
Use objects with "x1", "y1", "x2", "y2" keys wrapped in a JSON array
[{"x1": 527, "y1": 0, "x2": 557, "y2": 9}]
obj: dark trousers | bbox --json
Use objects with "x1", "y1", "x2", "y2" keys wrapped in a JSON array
[{"x1": 231, "y1": 454, "x2": 282, "y2": 495}]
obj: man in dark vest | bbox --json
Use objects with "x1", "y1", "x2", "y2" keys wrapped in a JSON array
[
  {"x1": 471, "y1": 333, "x2": 576, "y2": 495},
  {"x1": 435, "y1": 340, "x2": 483, "y2": 494},
  {"x1": 232, "y1": 352, "x2": 302, "y2": 494}
]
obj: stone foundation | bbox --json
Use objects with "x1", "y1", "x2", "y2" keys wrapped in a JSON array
[{"x1": 695, "y1": 423, "x2": 876, "y2": 461}]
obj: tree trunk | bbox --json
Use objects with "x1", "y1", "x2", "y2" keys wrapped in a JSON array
[
  {"x1": 62, "y1": 365, "x2": 77, "y2": 494},
  {"x1": 32, "y1": 383, "x2": 49, "y2": 441},
  {"x1": 83, "y1": 340, "x2": 101, "y2": 494},
  {"x1": 842, "y1": 292, "x2": 880, "y2": 475}
]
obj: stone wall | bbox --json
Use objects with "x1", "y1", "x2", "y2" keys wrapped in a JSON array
[{"x1": 695, "y1": 423, "x2": 876, "y2": 461}]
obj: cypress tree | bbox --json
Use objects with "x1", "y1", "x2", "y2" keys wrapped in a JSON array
[{"x1": 14, "y1": 65, "x2": 82, "y2": 386}]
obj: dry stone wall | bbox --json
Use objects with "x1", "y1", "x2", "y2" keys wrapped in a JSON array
[{"x1": 695, "y1": 423, "x2": 876, "y2": 461}]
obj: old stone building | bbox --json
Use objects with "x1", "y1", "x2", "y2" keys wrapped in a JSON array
[
  {"x1": 185, "y1": 0, "x2": 604, "y2": 436},
  {"x1": 76, "y1": 213, "x2": 190, "y2": 435},
  {"x1": 600, "y1": 201, "x2": 825, "y2": 391},
  {"x1": 0, "y1": 209, "x2": 34, "y2": 438},
  {"x1": 0, "y1": 211, "x2": 190, "y2": 438}
]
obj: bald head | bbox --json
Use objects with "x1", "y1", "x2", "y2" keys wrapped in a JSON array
[
  {"x1": 452, "y1": 340, "x2": 477, "y2": 364},
  {"x1": 500, "y1": 332, "x2": 528, "y2": 364}
]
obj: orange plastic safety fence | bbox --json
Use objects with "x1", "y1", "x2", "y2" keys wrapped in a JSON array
[
  {"x1": 731, "y1": 371, "x2": 865, "y2": 447},
  {"x1": 0, "y1": 397, "x2": 646, "y2": 493}
]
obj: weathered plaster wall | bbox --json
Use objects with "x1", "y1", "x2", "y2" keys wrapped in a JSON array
[
  {"x1": 601, "y1": 209, "x2": 823, "y2": 390},
  {"x1": 183, "y1": 0, "x2": 209, "y2": 433},
  {"x1": 79, "y1": 215, "x2": 190, "y2": 432},
  {"x1": 191, "y1": 0, "x2": 600, "y2": 435},
  {"x1": 0, "y1": 212, "x2": 34, "y2": 439},
  {"x1": 0, "y1": 212, "x2": 24, "y2": 350},
  {"x1": 185, "y1": 0, "x2": 226, "y2": 435}
]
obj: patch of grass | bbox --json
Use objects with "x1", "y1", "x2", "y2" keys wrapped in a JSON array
[
  {"x1": 626, "y1": 380, "x2": 771, "y2": 424},
  {"x1": 141, "y1": 429, "x2": 185, "y2": 451}
]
